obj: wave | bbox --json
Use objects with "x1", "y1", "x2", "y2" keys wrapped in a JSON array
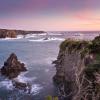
[
  {"x1": 24, "y1": 34, "x2": 37, "y2": 39},
  {"x1": 17, "y1": 35, "x2": 24, "y2": 39},
  {"x1": 0, "y1": 79, "x2": 13, "y2": 90},
  {"x1": 0, "y1": 72, "x2": 43, "y2": 95},
  {"x1": 29, "y1": 37, "x2": 65, "y2": 42},
  {"x1": 31, "y1": 84, "x2": 43, "y2": 95},
  {"x1": 14, "y1": 72, "x2": 36, "y2": 83},
  {"x1": 48, "y1": 32, "x2": 62, "y2": 36},
  {"x1": 0, "y1": 36, "x2": 23, "y2": 41},
  {"x1": 0, "y1": 38, "x2": 16, "y2": 40}
]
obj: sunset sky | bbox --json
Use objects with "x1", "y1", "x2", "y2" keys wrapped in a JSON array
[{"x1": 0, "y1": 0, "x2": 100, "y2": 31}]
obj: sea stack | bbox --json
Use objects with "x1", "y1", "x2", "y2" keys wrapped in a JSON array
[{"x1": 0, "y1": 53, "x2": 27, "y2": 79}]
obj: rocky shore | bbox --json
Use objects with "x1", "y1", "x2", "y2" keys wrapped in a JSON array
[
  {"x1": 53, "y1": 36, "x2": 100, "y2": 100},
  {"x1": 0, "y1": 29, "x2": 45, "y2": 38}
]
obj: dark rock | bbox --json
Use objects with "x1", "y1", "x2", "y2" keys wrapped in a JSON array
[
  {"x1": 52, "y1": 60, "x2": 58, "y2": 64},
  {"x1": 0, "y1": 53, "x2": 27, "y2": 79},
  {"x1": 0, "y1": 29, "x2": 46, "y2": 38},
  {"x1": 0, "y1": 30, "x2": 17, "y2": 38},
  {"x1": 53, "y1": 75, "x2": 65, "y2": 85},
  {"x1": 43, "y1": 37, "x2": 48, "y2": 40},
  {"x1": 12, "y1": 80, "x2": 32, "y2": 93}
]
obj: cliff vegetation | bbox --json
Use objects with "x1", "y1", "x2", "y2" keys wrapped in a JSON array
[{"x1": 53, "y1": 36, "x2": 100, "y2": 100}]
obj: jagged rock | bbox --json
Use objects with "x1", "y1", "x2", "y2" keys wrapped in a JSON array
[
  {"x1": 12, "y1": 80, "x2": 32, "y2": 93},
  {"x1": 0, "y1": 53, "x2": 27, "y2": 79}
]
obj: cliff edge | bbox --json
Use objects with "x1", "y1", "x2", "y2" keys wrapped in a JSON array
[{"x1": 53, "y1": 36, "x2": 100, "y2": 100}]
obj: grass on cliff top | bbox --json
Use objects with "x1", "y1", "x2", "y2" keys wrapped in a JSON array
[
  {"x1": 60, "y1": 36, "x2": 100, "y2": 93},
  {"x1": 59, "y1": 36, "x2": 100, "y2": 95},
  {"x1": 60, "y1": 39, "x2": 89, "y2": 51},
  {"x1": 60, "y1": 36, "x2": 100, "y2": 55}
]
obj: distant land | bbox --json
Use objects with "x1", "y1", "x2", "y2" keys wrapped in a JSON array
[
  {"x1": 0, "y1": 29, "x2": 45, "y2": 38},
  {"x1": 0, "y1": 28, "x2": 100, "y2": 38}
]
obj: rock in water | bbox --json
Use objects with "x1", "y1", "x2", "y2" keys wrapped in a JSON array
[
  {"x1": 12, "y1": 80, "x2": 32, "y2": 93},
  {"x1": 0, "y1": 53, "x2": 27, "y2": 79}
]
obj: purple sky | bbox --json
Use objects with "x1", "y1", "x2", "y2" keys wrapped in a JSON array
[{"x1": 0, "y1": 0, "x2": 100, "y2": 31}]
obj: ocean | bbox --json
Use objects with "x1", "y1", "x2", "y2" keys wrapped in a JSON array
[{"x1": 0, "y1": 31, "x2": 99, "y2": 100}]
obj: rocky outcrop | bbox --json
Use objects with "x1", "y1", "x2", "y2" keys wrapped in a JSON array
[
  {"x1": 53, "y1": 37, "x2": 100, "y2": 100},
  {"x1": 0, "y1": 53, "x2": 32, "y2": 93},
  {"x1": 0, "y1": 53, "x2": 27, "y2": 79},
  {"x1": 0, "y1": 29, "x2": 16, "y2": 38},
  {"x1": 0, "y1": 29, "x2": 45, "y2": 38},
  {"x1": 12, "y1": 80, "x2": 32, "y2": 93}
]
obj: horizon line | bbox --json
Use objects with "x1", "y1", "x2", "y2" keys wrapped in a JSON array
[{"x1": 0, "y1": 28, "x2": 100, "y2": 32}]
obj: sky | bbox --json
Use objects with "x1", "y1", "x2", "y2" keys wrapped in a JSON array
[{"x1": 0, "y1": 0, "x2": 100, "y2": 31}]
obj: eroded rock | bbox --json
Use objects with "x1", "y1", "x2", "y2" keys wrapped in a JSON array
[
  {"x1": 0, "y1": 53, "x2": 27, "y2": 79},
  {"x1": 12, "y1": 80, "x2": 32, "y2": 93}
]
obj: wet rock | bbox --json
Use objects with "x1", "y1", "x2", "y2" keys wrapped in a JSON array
[
  {"x1": 43, "y1": 37, "x2": 48, "y2": 40},
  {"x1": 12, "y1": 80, "x2": 32, "y2": 93},
  {"x1": 0, "y1": 53, "x2": 27, "y2": 79}
]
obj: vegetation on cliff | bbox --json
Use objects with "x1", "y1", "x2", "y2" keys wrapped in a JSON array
[
  {"x1": 54, "y1": 36, "x2": 100, "y2": 100},
  {"x1": 60, "y1": 36, "x2": 100, "y2": 58}
]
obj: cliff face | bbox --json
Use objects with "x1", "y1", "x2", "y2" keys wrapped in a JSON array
[
  {"x1": 53, "y1": 36, "x2": 100, "y2": 100},
  {"x1": 0, "y1": 29, "x2": 45, "y2": 38},
  {"x1": 0, "y1": 29, "x2": 17, "y2": 38}
]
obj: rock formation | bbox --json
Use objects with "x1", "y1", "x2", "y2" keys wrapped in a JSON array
[
  {"x1": 0, "y1": 29, "x2": 16, "y2": 38},
  {"x1": 0, "y1": 53, "x2": 32, "y2": 93},
  {"x1": 53, "y1": 36, "x2": 100, "y2": 100},
  {"x1": 12, "y1": 80, "x2": 32, "y2": 93},
  {"x1": 0, "y1": 29, "x2": 45, "y2": 38},
  {"x1": 0, "y1": 53, "x2": 27, "y2": 79}
]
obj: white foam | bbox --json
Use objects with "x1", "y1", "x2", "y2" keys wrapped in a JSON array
[
  {"x1": 0, "y1": 79, "x2": 13, "y2": 90},
  {"x1": 13, "y1": 75, "x2": 43, "y2": 94},
  {"x1": 0, "y1": 36, "x2": 23, "y2": 41},
  {"x1": 16, "y1": 73, "x2": 43, "y2": 94},
  {"x1": 25, "y1": 34, "x2": 37, "y2": 39},
  {"x1": 31, "y1": 84, "x2": 43, "y2": 95},
  {"x1": 14, "y1": 73, "x2": 36, "y2": 83},
  {"x1": 48, "y1": 33, "x2": 62, "y2": 36},
  {"x1": 0, "y1": 37, "x2": 15, "y2": 40},
  {"x1": 17, "y1": 35, "x2": 24, "y2": 39},
  {"x1": 29, "y1": 37, "x2": 65, "y2": 42}
]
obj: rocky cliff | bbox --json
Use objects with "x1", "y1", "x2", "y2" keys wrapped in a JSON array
[
  {"x1": 0, "y1": 29, "x2": 45, "y2": 38},
  {"x1": 53, "y1": 36, "x2": 100, "y2": 100}
]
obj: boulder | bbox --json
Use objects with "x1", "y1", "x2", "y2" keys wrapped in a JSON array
[
  {"x1": 0, "y1": 53, "x2": 27, "y2": 79},
  {"x1": 12, "y1": 80, "x2": 32, "y2": 93}
]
